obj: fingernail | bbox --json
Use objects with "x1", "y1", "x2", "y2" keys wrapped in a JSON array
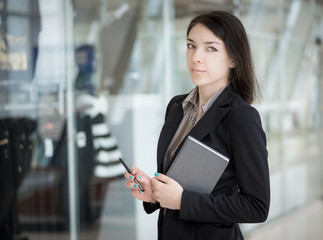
[
  {"x1": 133, "y1": 184, "x2": 138, "y2": 188},
  {"x1": 139, "y1": 190, "x2": 142, "y2": 193},
  {"x1": 154, "y1": 172, "x2": 159, "y2": 177},
  {"x1": 129, "y1": 176, "x2": 133, "y2": 180},
  {"x1": 131, "y1": 169, "x2": 134, "y2": 173},
  {"x1": 137, "y1": 176, "x2": 141, "y2": 179}
]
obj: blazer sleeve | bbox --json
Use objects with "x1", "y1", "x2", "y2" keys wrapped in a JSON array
[
  {"x1": 179, "y1": 106, "x2": 270, "y2": 223},
  {"x1": 143, "y1": 201, "x2": 161, "y2": 214}
]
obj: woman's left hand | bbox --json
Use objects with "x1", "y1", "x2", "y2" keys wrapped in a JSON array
[{"x1": 151, "y1": 173, "x2": 183, "y2": 210}]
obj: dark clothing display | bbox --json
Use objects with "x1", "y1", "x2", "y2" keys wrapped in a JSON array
[
  {"x1": 16, "y1": 109, "x2": 123, "y2": 231},
  {"x1": 0, "y1": 118, "x2": 36, "y2": 239},
  {"x1": 51, "y1": 114, "x2": 95, "y2": 225},
  {"x1": 0, "y1": 121, "x2": 13, "y2": 231},
  {"x1": 144, "y1": 85, "x2": 270, "y2": 240},
  {"x1": 17, "y1": 114, "x2": 99, "y2": 230}
]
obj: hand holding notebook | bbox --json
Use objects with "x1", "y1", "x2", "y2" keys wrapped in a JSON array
[{"x1": 166, "y1": 136, "x2": 229, "y2": 194}]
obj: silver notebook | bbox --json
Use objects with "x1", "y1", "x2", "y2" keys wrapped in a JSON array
[{"x1": 166, "y1": 135, "x2": 229, "y2": 194}]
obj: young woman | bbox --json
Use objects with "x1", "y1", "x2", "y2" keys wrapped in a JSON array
[{"x1": 124, "y1": 11, "x2": 270, "y2": 240}]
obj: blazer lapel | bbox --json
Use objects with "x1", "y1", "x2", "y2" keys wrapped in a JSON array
[
  {"x1": 158, "y1": 86, "x2": 236, "y2": 173},
  {"x1": 163, "y1": 87, "x2": 235, "y2": 173},
  {"x1": 157, "y1": 101, "x2": 184, "y2": 172},
  {"x1": 190, "y1": 86, "x2": 234, "y2": 141}
]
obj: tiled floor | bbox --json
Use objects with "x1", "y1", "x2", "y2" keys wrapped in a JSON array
[
  {"x1": 245, "y1": 199, "x2": 323, "y2": 240},
  {"x1": 21, "y1": 177, "x2": 323, "y2": 240},
  {"x1": 20, "y1": 175, "x2": 323, "y2": 240},
  {"x1": 24, "y1": 198, "x2": 323, "y2": 240}
]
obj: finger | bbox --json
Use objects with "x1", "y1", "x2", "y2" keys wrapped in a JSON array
[
  {"x1": 124, "y1": 172, "x2": 135, "y2": 182},
  {"x1": 131, "y1": 189, "x2": 146, "y2": 201},
  {"x1": 124, "y1": 168, "x2": 144, "y2": 182},
  {"x1": 152, "y1": 190, "x2": 163, "y2": 204},
  {"x1": 129, "y1": 166, "x2": 142, "y2": 175},
  {"x1": 153, "y1": 172, "x2": 172, "y2": 184},
  {"x1": 132, "y1": 168, "x2": 150, "y2": 183},
  {"x1": 125, "y1": 179, "x2": 141, "y2": 189},
  {"x1": 151, "y1": 177, "x2": 166, "y2": 193},
  {"x1": 151, "y1": 177, "x2": 162, "y2": 188}
]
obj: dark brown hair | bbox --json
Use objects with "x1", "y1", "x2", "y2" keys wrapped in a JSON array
[{"x1": 187, "y1": 11, "x2": 259, "y2": 104}]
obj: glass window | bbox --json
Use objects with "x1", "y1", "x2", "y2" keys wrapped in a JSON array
[{"x1": 0, "y1": 0, "x2": 76, "y2": 239}]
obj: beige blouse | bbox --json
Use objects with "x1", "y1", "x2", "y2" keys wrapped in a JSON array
[{"x1": 164, "y1": 85, "x2": 228, "y2": 170}]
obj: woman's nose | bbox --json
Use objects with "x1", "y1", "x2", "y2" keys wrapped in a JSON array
[{"x1": 192, "y1": 49, "x2": 203, "y2": 63}]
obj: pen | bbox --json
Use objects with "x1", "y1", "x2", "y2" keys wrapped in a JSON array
[{"x1": 119, "y1": 157, "x2": 145, "y2": 192}]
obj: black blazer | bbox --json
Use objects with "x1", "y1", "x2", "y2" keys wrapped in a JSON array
[{"x1": 144, "y1": 86, "x2": 270, "y2": 240}]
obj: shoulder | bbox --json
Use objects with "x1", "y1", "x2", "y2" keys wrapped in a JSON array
[
  {"x1": 165, "y1": 93, "x2": 188, "y2": 114},
  {"x1": 229, "y1": 105, "x2": 264, "y2": 141},
  {"x1": 225, "y1": 87, "x2": 260, "y2": 118},
  {"x1": 224, "y1": 88, "x2": 263, "y2": 127},
  {"x1": 223, "y1": 90, "x2": 266, "y2": 149},
  {"x1": 168, "y1": 94, "x2": 188, "y2": 106}
]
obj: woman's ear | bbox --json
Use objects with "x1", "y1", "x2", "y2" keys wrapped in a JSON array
[{"x1": 229, "y1": 61, "x2": 235, "y2": 68}]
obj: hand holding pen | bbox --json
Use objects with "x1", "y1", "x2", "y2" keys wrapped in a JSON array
[
  {"x1": 120, "y1": 158, "x2": 157, "y2": 203},
  {"x1": 119, "y1": 157, "x2": 145, "y2": 192}
]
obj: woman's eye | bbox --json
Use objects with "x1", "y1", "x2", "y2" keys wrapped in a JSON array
[
  {"x1": 207, "y1": 46, "x2": 217, "y2": 52},
  {"x1": 187, "y1": 43, "x2": 194, "y2": 49}
]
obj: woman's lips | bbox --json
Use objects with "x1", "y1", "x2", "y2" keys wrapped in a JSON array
[{"x1": 191, "y1": 69, "x2": 205, "y2": 74}]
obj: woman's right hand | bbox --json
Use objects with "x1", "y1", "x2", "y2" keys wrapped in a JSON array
[{"x1": 124, "y1": 166, "x2": 157, "y2": 204}]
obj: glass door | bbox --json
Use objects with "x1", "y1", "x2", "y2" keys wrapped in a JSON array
[{"x1": 0, "y1": 0, "x2": 78, "y2": 239}]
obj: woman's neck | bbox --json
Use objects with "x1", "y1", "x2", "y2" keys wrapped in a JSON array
[{"x1": 197, "y1": 84, "x2": 226, "y2": 106}]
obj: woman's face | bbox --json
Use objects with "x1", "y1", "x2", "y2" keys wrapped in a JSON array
[{"x1": 186, "y1": 23, "x2": 233, "y2": 92}]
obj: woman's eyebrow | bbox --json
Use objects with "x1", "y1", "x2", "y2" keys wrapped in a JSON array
[
  {"x1": 204, "y1": 41, "x2": 221, "y2": 45},
  {"x1": 186, "y1": 38, "x2": 221, "y2": 45}
]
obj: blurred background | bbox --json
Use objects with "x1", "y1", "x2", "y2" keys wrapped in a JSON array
[{"x1": 0, "y1": 0, "x2": 322, "y2": 239}]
